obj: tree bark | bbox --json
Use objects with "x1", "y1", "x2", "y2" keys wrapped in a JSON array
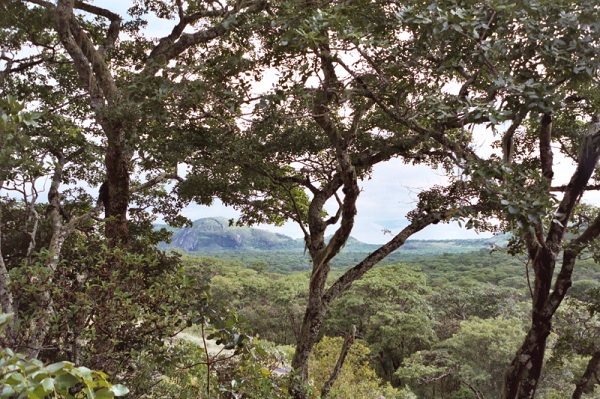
[
  {"x1": 572, "y1": 351, "x2": 600, "y2": 399},
  {"x1": 321, "y1": 325, "x2": 356, "y2": 399},
  {"x1": 290, "y1": 290, "x2": 328, "y2": 397},
  {"x1": 502, "y1": 125, "x2": 600, "y2": 398},
  {"x1": 104, "y1": 128, "x2": 131, "y2": 246},
  {"x1": 0, "y1": 198, "x2": 13, "y2": 317}
]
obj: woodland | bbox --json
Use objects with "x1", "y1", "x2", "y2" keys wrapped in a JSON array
[{"x1": 2, "y1": 0, "x2": 600, "y2": 398}]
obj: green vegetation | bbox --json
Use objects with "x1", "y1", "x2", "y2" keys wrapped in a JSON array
[
  {"x1": 162, "y1": 218, "x2": 509, "y2": 272},
  {"x1": 3, "y1": 0, "x2": 600, "y2": 398},
  {"x1": 0, "y1": 314, "x2": 129, "y2": 399},
  {"x1": 179, "y1": 251, "x2": 600, "y2": 398}
]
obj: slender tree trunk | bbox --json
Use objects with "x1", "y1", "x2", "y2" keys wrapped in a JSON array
[
  {"x1": 0, "y1": 204, "x2": 15, "y2": 350},
  {"x1": 572, "y1": 351, "x2": 600, "y2": 399},
  {"x1": 0, "y1": 203, "x2": 13, "y2": 317},
  {"x1": 321, "y1": 325, "x2": 356, "y2": 399}
]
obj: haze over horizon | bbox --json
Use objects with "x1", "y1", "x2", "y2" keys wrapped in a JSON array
[{"x1": 177, "y1": 158, "x2": 497, "y2": 245}]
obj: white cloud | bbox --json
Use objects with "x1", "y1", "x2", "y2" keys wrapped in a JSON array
[{"x1": 180, "y1": 158, "x2": 494, "y2": 244}]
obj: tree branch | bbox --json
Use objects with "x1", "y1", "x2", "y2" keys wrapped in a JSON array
[
  {"x1": 572, "y1": 351, "x2": 600, "y2": 399},
  {"x1": 540, "y1": 112, "x2": 553, "y2": 180},
  {"x1": 546, "y1": 125, "x2": 600, "y2": 249},
  {"x1": 54, "y1": 0, "x2": 109, "y2": 109},
  {"x1": 321, "y1": 325, "x2": 356, "y2": 399},
  {"x1": 144, "y1": 0, "x2": 267, "y2": 76},
  {"x1": 323, "y1": 208, "x2": 459, "y2": 308},
  {"x1": 132, "y1": 172, "x2": 184, "y2": 193},
  {"x1": 550, "y1": 184, "x2": 600, "y2": 192}
]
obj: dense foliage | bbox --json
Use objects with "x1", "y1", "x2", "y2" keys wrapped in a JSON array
[
  {"x1": 186, "y1": 251, "x2": 600, "y2": 398},
  {"x1": 2, "y1": 0, "x2": 600, "y2": 398}
]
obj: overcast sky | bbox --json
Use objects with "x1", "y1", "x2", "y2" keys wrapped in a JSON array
[
  {"x1": 180, "y1": 158, "x2": 491, "y2": 244},
  {"x1": 97, "y1": 2, "x2": 600, "y2": 244}
]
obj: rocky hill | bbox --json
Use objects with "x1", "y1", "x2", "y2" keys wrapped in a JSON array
[
  {"x1": 157, "y1": 217, "x2": 302, "y2": 252},
  {"x1": 158, "y1": 217, "x2": 508, "y2": 255}
]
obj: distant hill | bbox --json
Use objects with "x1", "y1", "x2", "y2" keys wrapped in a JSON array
[
  {"x1": 157, "y1": 217, "x2": 301, "y2": 252},
  {"x1": 158, "y1": 217, "x2": 508, "y2": 256}
]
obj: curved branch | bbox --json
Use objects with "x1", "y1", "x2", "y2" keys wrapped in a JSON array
[
  {"x1": 323, "y1": 207, "x2": 461, "y2": 308},
  {"x1": 547, "y1": 126, "x2": 600, "y2": 249},
  {"x1": 55, "y1": 0, "x2": 118, "y2": 108},
  {"x1": 144, "y1": 0, "x2": 267, "y2": 76},
  {"x1": 132, "y1": 172, "x2": 184, "y2": 193}
]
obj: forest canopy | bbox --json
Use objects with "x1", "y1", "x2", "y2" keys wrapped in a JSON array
[{"x1": 2, "y1": 0, "x2": 600, "y2": 398}]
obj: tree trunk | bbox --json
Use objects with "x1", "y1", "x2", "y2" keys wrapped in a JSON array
[
  {"x1": 0, "y1": 203, "x2": 13, "y2": 316},
  {"x1": 321, "y1": 325, "x2": 356, "y2": 399},
  {"x1": 572, "y1": 351, "x2": 600, "y2": 399},
  {"x1": 290, "y1": 261, "x2": 330, "y2": 399},
  {"x1": 502, "y1": 318, "x2": 552, "y2": 399},
  {"x1": 104, "y1": 129, "x2": 131, "y2": 247},
  {"x1": 502, "y1": 249, "x2": 570, "y2": 399},
  {"x1": 502, "y1": 125, "x2": 600, "y2": 398}
]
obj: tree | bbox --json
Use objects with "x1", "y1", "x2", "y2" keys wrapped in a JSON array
[
  {"x1": 428, "y1": 280, "x2": 527, "y2": 339},
  {"x1": 309, "y1": 336, "x2": 407, "y2": 399},
  {"x1": 324, "y1": 264, "x2": 436, "y2": 383},
  {"x1": 4, "y1": 0, "x2": 266, "y2": 245},
  {"x1": 0, "y1": 0, "x2": 264, "y2": 382},
  {"x1": 177, "y1": 1, "x2": 600, "y2": 397},
  {"x1": 399, "y1": 316, "x2": 525, "y2": 399}
]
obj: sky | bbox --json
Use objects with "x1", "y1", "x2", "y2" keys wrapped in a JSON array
[
  {"x1": 76, "y1": 2, "x2": 600, "y2": 244},
  {"x1": 98, "y1": 2, "x2": 490, "y2": 243},
  {"x1": 179, "y1": 158, "x2": 494, "y2": 244}
]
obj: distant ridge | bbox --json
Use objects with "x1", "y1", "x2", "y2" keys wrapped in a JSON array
[
  {"x1": 157, "y1": 217, "x2": 508, "y2": 255},
  {"x1": 157, "y1": 217, "x2": 301, "y2": 252}
]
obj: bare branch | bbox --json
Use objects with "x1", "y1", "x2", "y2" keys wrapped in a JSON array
[
  {"x1": 73, "y1": 1, "x2": 120, "y2": 20},
  {"x1": 323, "y1": 207, "x2": 462, "y2": 308},
  {"x1": 501, "y1": 107, "x2": 528, "y2": 164},
  {"x1": 132, "y1": 172, "x2": 184, "y2": 193},
  {"x1": 550, "y1": 184, "x2": 600, "y2": 192},
  {"x1": 24, "y1": 186, "x2": 40, "y2": 260},
  {"x1": 175, "y1": 0, "x2": 185, "y2": 20},
  {"x1": 321, "y1": 325, "x2": 356, "y2": 399},
  {"x1": 324, "y1": 193, "x2": 342, "y2": 227}
]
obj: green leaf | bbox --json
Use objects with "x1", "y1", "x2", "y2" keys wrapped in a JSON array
[
  {"x1": 0, "y1": 313, "x2": 13, "y2": 326},
  {"x1": 54, "y1": 372, "x2": 80, "y2": 390},
  {"x1": 26, "y1": 387, "x2": 45, "y2": 399},
  {"x1": 6, "y1": 372, "x2": 26, "y2": 384},
  {"x1": 95, "y1": 388, "x2": 115, "y2": 399},
  {"x1": 40, "y1": 377, "x2": 54, "y2": 392},
  {"x1": 110, "y1": 384, "x2": 129, "y2": 396},
  {"x1": 1, "y1": 385, "x2": 16, "y2": 397},
  {"x1": 45, "y1": 361, "x2": 67, "y2": 373}
]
